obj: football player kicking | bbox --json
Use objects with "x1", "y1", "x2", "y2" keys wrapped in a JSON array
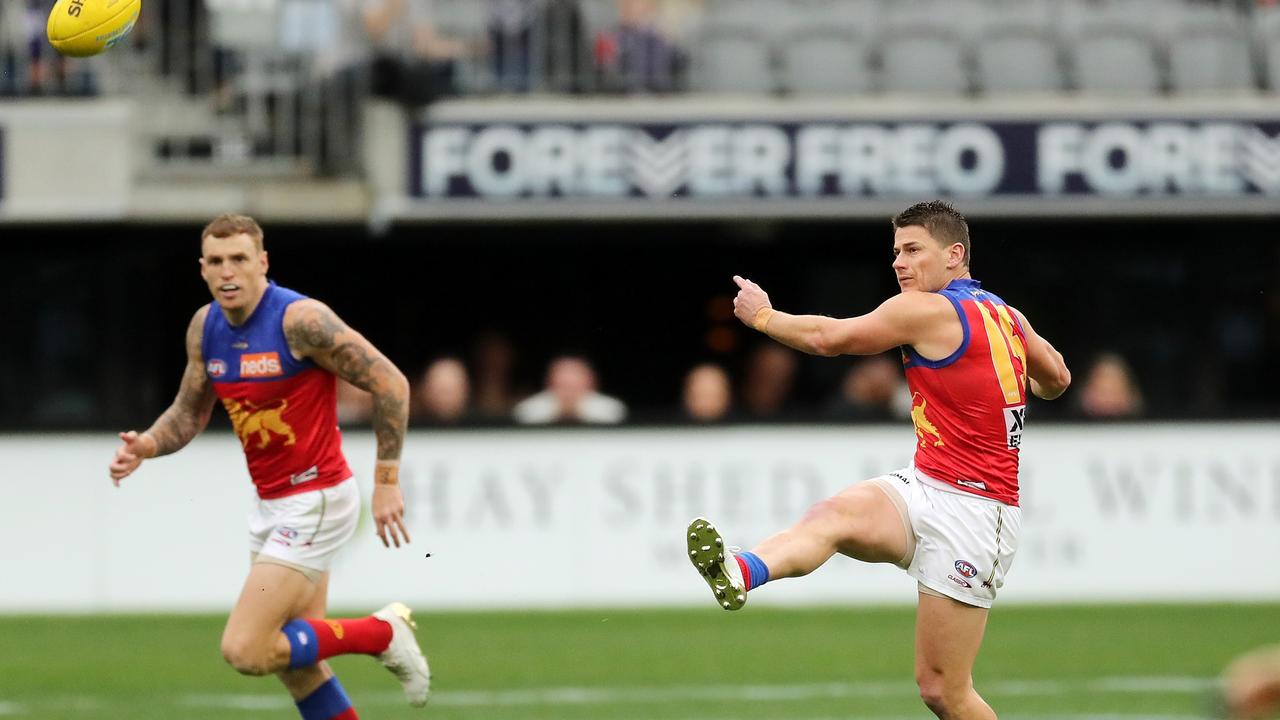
[{"x1": 689, "y1": 201, "x2": 1070, "y2": 720}]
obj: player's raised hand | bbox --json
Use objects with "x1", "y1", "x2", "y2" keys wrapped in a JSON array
[
  {"x1": 108, "y1": 431, "x2": 156, "y2": 486},
  {"x1": 732, "y1": 275, "x2": 773, "y2": 329},
  {"x1": 372, "y1": 463, "x2": 411, "y2": 549}
]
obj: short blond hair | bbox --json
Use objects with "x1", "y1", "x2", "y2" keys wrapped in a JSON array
[{"x1": 202, "y1": 213, "x2": 264, "y2": 252}]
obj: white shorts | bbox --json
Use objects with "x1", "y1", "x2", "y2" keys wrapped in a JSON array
[
  {"x1": 871, "y1": 467, "x2": 1021, "y2": 609},
  {"x1": 248, "y1": 477, "x2": 360, "y2": 581}
]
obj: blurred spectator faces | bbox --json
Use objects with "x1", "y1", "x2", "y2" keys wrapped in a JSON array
[
  {"x1": 547, "y1": 356, "x2": 596, "y2": 416},
  {"x1": 1078, "y1": 352, "x2": 1143, "y2": 418},
  {"x1": 513, "y1": 355, "x2": 627, "y2": 424},
  {"x1": 741, "y1": 343, "x2": 796, "y2": 419},
  {"x1": 682, "y1": 363, "x2": 731, "y2": 422},
  {"x1": 596, "y1": 0, "x2": 681, "y2": 92},
  {"x1": 619, "y1": 0, "x2": 659, "y2": 24},
  {"x1": 418, "y1": 356, "x2": 471, "y2": 424},
  {"x1": 471, "y1": 331, "x2": 519, "y2": 418},
  {"x1": 826, "y1": 354, "x2": 909, "y2": 421},
  {"x1": 336, "y1": 378, "x2": 373, "y2": 425},
  {"x1": 490, "y1": 0, "x2": 587, "y2": 93}
]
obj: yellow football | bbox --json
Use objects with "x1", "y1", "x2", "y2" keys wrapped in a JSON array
[{"x1": 46, "y1": 0, "x2": 141, "y2": 58}]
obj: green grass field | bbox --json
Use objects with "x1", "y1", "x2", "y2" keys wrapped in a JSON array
[{"x1": 1, "y1": 604, "x2": 1274, "y2": 719}]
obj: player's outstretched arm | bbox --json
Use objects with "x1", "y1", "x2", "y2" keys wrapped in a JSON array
[
  {"x1": 731, "y1": 275, "x2": 941, "y2": 357},
  {"x1": 109, "y1": 307, "x2": 217, "y2": 485},
  {"x1": 1012, "y1": 308, "x2": 1071, "y2": 400},
  {"x1": 283, "y1": 299, "x2": 411, "y2": 548}
]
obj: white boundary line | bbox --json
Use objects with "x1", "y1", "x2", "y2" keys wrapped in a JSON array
[
  {"x1": 3, "y1": 677, "x2": 1217, "y2": 716},
  {"x1": 175, "y1": 675, "x2": 1216, "y2": 709},
  {"x1": 680, "y1": 716, "x2": 1204, "y2": 720}
]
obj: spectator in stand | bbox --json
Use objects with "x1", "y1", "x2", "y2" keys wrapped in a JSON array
[
  {"x1": 682, "y1": 363, "x2": 733, "y2": 422},
  {"x1": 416, "y1": 356, "x2": 472, "y2": 425},
  {"x1": 288, "y1": 0, "x2": 466, "y2": 172},
  {"x1": 595, "y1": 0, "x2": 682, "y2": 93},
  {"x1": 655, "y1": 0, "x2": 705, "y2": 42},
  {"x1": 3, "y1": 0, "x2": 97, "y2": 96},
  {"x1": 336, "y1": 379, "x2": 374, "y2": 425},
  {"x1": 824, "y1": 354, "x2": 911, "y2": 422},
  {"x1": 1076, "y1": 352, "x2": 1143, "y2": 419},
  {"x1": 0, "y1": 1, "x2": 26, "y2": 96},
  {"x1": 471, "y1": 331, "x2": 522, "y2": 420},
  {"x1": 363, "y1": 0, "x2": 471, "y2": 103},
  {"x1": 513, "y1": 355, "x2": 626, "y2": 424},
  {"x1": 740, "y1": 343, "x2": 798, "y2": 421},
  {"x1": 489, "y1": 0, "x2": 587, "y2": 92}
]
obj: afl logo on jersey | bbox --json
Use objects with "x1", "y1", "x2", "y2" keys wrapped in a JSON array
[
  {"x1": 207, "y1": 358, "x2": 228, "y2": 377},
  {"x1": 955, "y1": 560, "x2": 978, "y2": 579}
]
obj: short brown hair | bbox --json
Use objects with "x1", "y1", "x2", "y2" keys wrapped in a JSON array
[
  {"x1": 892, "y1": 201, "x2": 970, "y2": 268},
  {"x1": 202, "y1": 213, "x2": 264, "y2": 252}
]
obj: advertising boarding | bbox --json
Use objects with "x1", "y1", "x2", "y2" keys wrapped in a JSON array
[{"x1": 407, "y1": 105, "x2": 1280, "y2": 219}]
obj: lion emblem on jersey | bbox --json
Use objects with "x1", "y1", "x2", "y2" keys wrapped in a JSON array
[
  {"x1": 911, "y1": 393, "x2": 945, "y2": 448},
  {"x1": 223, "y1": 398, "x2": 297, "y2": 450}
]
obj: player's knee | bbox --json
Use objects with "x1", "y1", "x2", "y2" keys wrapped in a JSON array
[
  {"x1": 915, "y1": 670, "x2": 966, "y2": 717},
  {"x1": 220, "y1": 636, "x2": 272, "y2": 676},
  {"x1": 918, "y1": 686, "x2": 949, "y2": 716},
  {"x1": 801, "y1": 494, "x2": 872, "y2": 543},
  {"x1": 799, "y1": 496, "x2": 846, "y2": 529}
]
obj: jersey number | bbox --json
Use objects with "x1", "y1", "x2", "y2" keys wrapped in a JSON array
[{"x1": 975, "y1": 302, "x2": 1026, "y2": 405}]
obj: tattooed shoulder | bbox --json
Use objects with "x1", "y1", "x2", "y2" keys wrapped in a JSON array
[
  {"x1": 284, "y1": 300, "x2": 347, "y2": 356},
  {"x1": 186, "y1": 306, "x2": 210, "y2": 360}
]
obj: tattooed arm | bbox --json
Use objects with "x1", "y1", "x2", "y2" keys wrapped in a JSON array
[
  {"x1": 284, "y1": 299, "x2": 412, "y2": 548},
  {"x1": 109, "y1": 307, "x2": 217, "y2": 485}
]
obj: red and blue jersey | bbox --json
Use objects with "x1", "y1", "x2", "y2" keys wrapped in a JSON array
[
  {"x1": 201, "y1": 282, "x2": 352, "y2": 499},
  {"x1": 902, "y1": 278, "x2": 1027, "y2": 506}
]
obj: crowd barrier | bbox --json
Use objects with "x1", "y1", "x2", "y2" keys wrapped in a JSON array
[{"x1": 3, "y1": 423, "x2": 1276, "y2": 612}]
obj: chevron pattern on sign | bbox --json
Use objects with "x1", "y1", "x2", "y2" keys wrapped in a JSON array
[
  {"x1": 1239, "y1": 126, "x2": 1280, "y2": 194},
  {"x1": 626, "y1": 129, "x2": 690, "y2": 199}
]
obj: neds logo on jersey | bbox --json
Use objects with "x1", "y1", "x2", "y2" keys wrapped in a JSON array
[{"x1": 240, "y1": 352, "x2": 283, "y2": 378}]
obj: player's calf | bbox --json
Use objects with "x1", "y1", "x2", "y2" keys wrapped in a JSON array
[
  {"x1": 277, "y1": 606, "x2": 429, "y2": 707},
  {"x1": 294, "y1": 675, "x2": 360, "y2": 720},
  {"x1": 281, "y1": 615, "x2": 395, "y2": 669}
]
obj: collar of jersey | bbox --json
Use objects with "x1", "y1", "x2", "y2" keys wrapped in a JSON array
[{"x1": 945, "y1": 278, "x2": 981, "y2": 292}]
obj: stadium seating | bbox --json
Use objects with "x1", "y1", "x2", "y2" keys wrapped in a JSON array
[
  {"x1": 1253, "y1": 5, "x2": 1280, "y2": 93},
  {"x1": 784, "y1": 0, "x2": 880, "y2": 35},
  {"x1": 702, "y1": 0, "x2": 795, "y2": 42},
  {"x1": 1070, "y1": 27, "x2": 1163, "y2": 96},
  {"x1": 1268, "y1": 38, "x2": 1280, "y2": 95},
  {"x1": 690, "y1": 25, "x2": 775, "y2": 94},
  {"x1": 879, "y1": 26, "x2": 971, "y2": 96},
  {"x1": 1162, "y1": 4, "x2": 1255, "y2": 95},
  {"x1": 1169, "y1": 24, "x2": 1256, "y2": 95},
  {"x1": 781, "y1": 27, "x2": 873, "y2": 96},
  {"x1": 12, "y1": 0, "x2": 1273, "y2": 178},
  {"x1": 1058, "y1": 0, "x2": 1164, "y2": 95},
  {"x1": 974, "y1": 25, "x2": 1064, "y2": 95},
  {"x1": 13, "y1": 0, "x2": 1278, "y2": 102}
]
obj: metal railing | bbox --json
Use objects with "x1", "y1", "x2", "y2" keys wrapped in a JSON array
[
  {"x1": 21, "y1": 1, "x2": 1270, "y2": 177},
  {"x1": 1, "y1": 0, "x2": 693, "y2": 176}
]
